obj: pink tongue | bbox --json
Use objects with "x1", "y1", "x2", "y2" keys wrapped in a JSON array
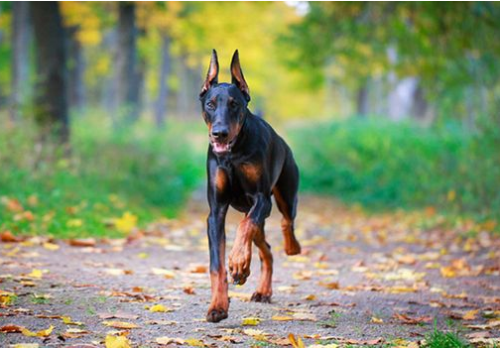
[{"x1": 214, "y1": 142, "x2": 228, "y2": 152}]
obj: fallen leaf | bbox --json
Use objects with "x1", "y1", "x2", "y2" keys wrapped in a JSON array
[
  {"x1": 12, "y1": 344, "x2": 39, "y2": 348},
  {"x1": 0, "y1": 324, "x2": 24, "y2": 333},
  {"x1": 371, "y1": 316, "x2": 384, "y2": 324},
  {"x1": 185, "y1": 338, "x2": 206, "y2": 347},
  {"x1": 242, "y1": 317, "x2": 261, "y2": 326},
  {"x1": 463, "y1": 309, "x2": 479, "y2": 320},
  {"x1": 62, "y1": 316, "x2": 84, "y2": 326},
  {"x1": 114, "y1": 212, "x2": 138, "y2": 234},
  {"x1": 68, "y1": 238, "x2": 96, "y2": 247},
  {"x1": 105, "y1": 334, "x2": 131, "y2": 348},
  {"x1": 393, "y1": 313, "x2": 432, "y2": 325},
  {"x1": 288, "y1": 333, "x2": 306, "y2": 348},
  {"x1": 151, "y1": 267, "x2": 176, "y2": 279},
  {"x1": 43, "y1": 242, "x2": 60, "y2": 251},
  {"x1": 318, "y1": 281, "x2": 339, "y2": 290},
  {"x1": 155, "y1": 337, "x2": 185, "y2": 345},
  {"x1": 102, "y1": 321, "x2": 138, "y2": 329},
  {"x1": 1, "y1": 230, "x2": 23, "y2": 242},
  {"x1": 21, "y1": 325, "x2": 53, "y2": 337},
  {"x1": 149, "y1": 304, "x2": 171, "y2": 313}
]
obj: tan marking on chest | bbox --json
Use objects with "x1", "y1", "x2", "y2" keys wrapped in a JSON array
[
  {"x1": 240, "y1": 163, "x2": 262, "y2": 182},
  {"x1": 214, "y1": 168, "x2": 228, "y2": 192}
]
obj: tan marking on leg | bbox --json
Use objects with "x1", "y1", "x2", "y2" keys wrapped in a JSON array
[
  {"x1": 228, "y1": 217, "x2": 258, "y2": 285},
  {"x1": 207, "y1": 240, "x2": 229, "y2": 322},
  {"x1": 273, "y1": 187, "x2": 301, "y2": 255},
  {"x1": 252, "y1": 228, "x2": 273, "y2": 302}
]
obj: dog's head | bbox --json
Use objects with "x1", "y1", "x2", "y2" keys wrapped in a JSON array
[{"x1": 199, "y1": 49, "x2": 250, "y2": 155}]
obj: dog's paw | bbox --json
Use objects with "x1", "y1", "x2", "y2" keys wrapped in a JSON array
[
  {"x1": 228, "y1": 251, "x2": 251, "y2": 285},
  {"x1": 206, "y1": 307, "x2": 228, "y2": 323},
  {"x1": 284, "y1": 238, "x2": 301, "y2": 256},
  {"x1": 250, "y1": 292, "x2": 272, "y2": 303}
]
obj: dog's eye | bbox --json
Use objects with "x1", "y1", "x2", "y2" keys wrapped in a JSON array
[
  {"x1": 207, "y1": 101, "x2": 216, "y2": 110},
  {"x1": 230, "y1": 100, "x2": 239, "y2": 108}
]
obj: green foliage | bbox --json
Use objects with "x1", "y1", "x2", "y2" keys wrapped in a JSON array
[
  {"x1": 422, "y1": 328, "x2": 470, "y2": 348},
  {"x1": 0, "y1": 115, "x2": 204, "y2": 238},
  {"x1": 290, "y1": 118, "x2": 500, "y2": 222}
]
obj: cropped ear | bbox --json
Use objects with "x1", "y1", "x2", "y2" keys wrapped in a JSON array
[
  {"x1": 230, "y1": 50, "x2": 250, "y2": 102},
  {"x1": 200, "y1": 49, "x2": 219, "y2": 98}
]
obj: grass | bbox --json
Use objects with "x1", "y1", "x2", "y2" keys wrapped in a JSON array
[
  {"x1": 289, "y1": 118, "x2": 500, "y2": 230},
  {"x1": 0, "y1": 114, "x2": 205, "y2": 238},
  {"x1": 422, "y1": 328, "x2": 470, "y2": 348}
]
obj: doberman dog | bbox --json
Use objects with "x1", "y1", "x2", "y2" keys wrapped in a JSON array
[{"x1": 200, "y1": 49, "x2": 301, "y2": 323}]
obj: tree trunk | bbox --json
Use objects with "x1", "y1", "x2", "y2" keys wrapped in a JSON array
[
  {"x1": 154, "y1": 34, "x2": 171, "y2": 127},
  {"x1": 356, "y1": 82, "x2": 369, "y2": 117},
  {"x1": 30, "y1": 2, "x2": 69, "y2": 146},
  {"x1": 10, "y1": 1, "x2": 31, "y2": 122},
  {"x1": 116, "y1": 2, "x2": 139, "y2": 123},
  {"x1": 67, "y1": 26, "x2": 85, "y2": 112}
]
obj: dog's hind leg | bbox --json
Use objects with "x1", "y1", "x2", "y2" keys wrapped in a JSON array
[
  {"x1": 273, "y1": 155, "x2": 301, "y2": 256},
  {"x1": 251, "y1": 223, "x2": 273, "y2": 303}
]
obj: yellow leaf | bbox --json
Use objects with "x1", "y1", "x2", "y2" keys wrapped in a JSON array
[
  {"x1": 288, "y1": 333, "x2": 306, "y2": 348},
  {"x1": 242, "y1": 317, "x2": 261, "y2": 326},
  {"x1": 0, "y1": 291, "x2": 16, "y2": 306},
  {"x1": 185, "y1": 338, "x2": 206, "y2": 347},
  {"x1": 27, "y1": 269, "x2": 44, "y2": 279},
  {"x1": 102, "y1": 321, "x2": 138, "y2": 329},
  {"x1": 13, "y1": 344, "x2": 39, "y2": 348},
  {"x1": 463, "y1": 310, "x2": 479, "y2": 320},
  {"x1": 62, "y1": 316, "x2": 83, "y2": 326},
  {"x1": 43, "y1": 242, "x2": 59, "y2": 251},
  {"x1": 21, "y1": 325, "x2": 53, "y2": 337},
  {"x1": 447, "y1": 190, "x2": 456, "y2": 202},
  {"x1": 114, "y1": 212, "x2": 138, "y2": 234},
  {"x1": 272, "y1": 315, "x2": 294, "y2": 321},
  {"x1": 303, "y1": 294, "x2": 317, "y2": 301},
  {"x1": 440, "y1": 266, "x2": 457, "y2": 278},
  {"x1": 105, "y1": 334, "x2": 131, "y2": 348},
  {"x1": 137, "y1": 252, "x2": 149, "y2": 259},
  {"x1": 66, "y1": 219, "x2": 83, "y2": 228},
  {"x1": 371, "y1": 316, "x2": 384, "y2": 324},
  {"x1": 149, "y1": 304, "x2": 171, "y2": 313}
]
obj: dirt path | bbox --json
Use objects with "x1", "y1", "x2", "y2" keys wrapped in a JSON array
[{"x1": 1, "y1": 193, "x2": 500, "y2": 347}]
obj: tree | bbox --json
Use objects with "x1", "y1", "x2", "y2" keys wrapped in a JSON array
[
  {"x1": 10, "y1": 1, "x2": 31, "y2": 122},
  {"x1": 30, "y1": 2, "x2": 69, "y2": 146},
  {"x1": 116, "y1": 2, "x2": 140, "y2": 122}
]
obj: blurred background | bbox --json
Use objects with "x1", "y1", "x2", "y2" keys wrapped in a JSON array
[{"x1": 0, "y1": 2, "x2": 499, "y2": 238}]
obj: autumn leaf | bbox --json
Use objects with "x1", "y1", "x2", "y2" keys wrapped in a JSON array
[
  {"x1": 288, "y1": 333, "x2": 306, "y2": 348},
  {"x1": 21, "y1": 325, "x2": 54, "y2": 337},
  {"x1": 242, "y1": 317, "x2": 261, "y2": 326},
  {"x1": 114, "y1": 212, "x2": 138, "y2": 234},
  {"x1": 68, "y1": 238, "x2": 96, "y2": 247},
  {"x1": 0, "y1": 291, "x2": 17, "y2": 306},
  {"x1": 42, "y1": 242, "x2": 59, "y2": 251},
  {"x1": 0, "y1": 324, "x2": 24, "y2": 333},
  {"x1": 105, "y1": 334, "x2": 132, "y2": 348},
  {"x1": 371, "y1": 316, "x2": 384, "y2": 323},
  {"x1": 11, "y1": 344, "x2": 39, "y2": 348},
  {"x1": 26, "y1": 269, "x2": 45, "y2": 279},
  {"x1": 185, "y1": 338, "x2": 206, "y2": 347},
  {"x1": 103, "y1": 321, "x2": 139, "y2": 329},
  {"x1": 149, "y1": 304, "x2": 172, "y2": 313},
  {"x1": 62, "y1": 316, "x2": 84, "y2": 326}
]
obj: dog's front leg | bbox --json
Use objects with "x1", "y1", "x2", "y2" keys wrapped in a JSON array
[
  {"x1": 206, "y1": 203, "x2": 229, "y2": 323},
  {"x1": 229, "y1": 193, "x2": 272, "y2": 285}
]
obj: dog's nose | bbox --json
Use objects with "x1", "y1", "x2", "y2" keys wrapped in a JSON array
[{"x1": 212, "y1": 126, "x2": 229, "y2": 140}]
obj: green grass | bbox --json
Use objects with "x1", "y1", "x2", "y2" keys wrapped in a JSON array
[
  {"x1": 423, "y1": 328, "x2": 470, "y2": 348},
  {"x1": 0, "y1": 114, "x2": 205, "y2": 238},
  {"x1": 289, "y1": 118, "x2": 500, "y2": 228}
]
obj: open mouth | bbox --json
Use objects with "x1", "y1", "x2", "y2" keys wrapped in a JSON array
[{"x1": 211, "y1": 139, "x2": 233, "y2": 154}]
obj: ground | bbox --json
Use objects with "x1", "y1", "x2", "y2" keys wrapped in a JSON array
[{"x1": 1, "y1": 193, "x2": 500, "y2": 347}]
